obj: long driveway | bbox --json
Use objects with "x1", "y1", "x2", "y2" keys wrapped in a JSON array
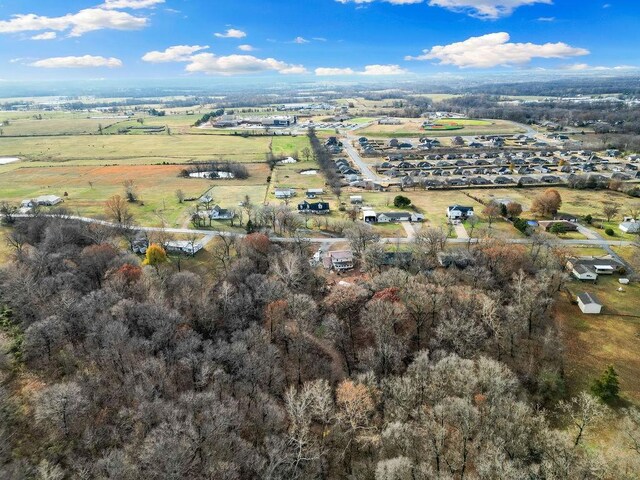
[{"x1": 341, "y1": 137, "x2": 380, "y2": 181}]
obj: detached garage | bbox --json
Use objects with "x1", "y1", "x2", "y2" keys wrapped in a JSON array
[{"x1": 577, "y1": 292, "x2": 603, "y2": 315}]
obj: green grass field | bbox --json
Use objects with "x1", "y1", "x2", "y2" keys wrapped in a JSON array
[
  {"x1": 271, "y1": 136, "x2": 311, "y2": 157},
  {"x1": 0, "y1": 163, "x2": 271, "y2": 227},
  {"x1": 0, "y1": 134, "x2": 272, "y2": 163},
  {"x1": 560, "y1": 276, "x2": 640, "y2": 404}
]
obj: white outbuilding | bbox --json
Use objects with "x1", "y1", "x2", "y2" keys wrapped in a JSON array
[{"x1": 577, "y1": 292, "x2": 603, "y2": 315}]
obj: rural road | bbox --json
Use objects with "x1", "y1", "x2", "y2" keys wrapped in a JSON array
[
  {"x1": 341, "y1": 137, "x2": 380, "y2": 181},
  {"x1": 14, "y1": 214, "x2": 638, "y2": 249}
]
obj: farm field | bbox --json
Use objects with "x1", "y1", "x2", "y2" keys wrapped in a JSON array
[
  {"x1": 0, "y1": 163, "x2": 271, "y2": 227},
  {"x1": 358, "y1": 118, "x2": 524, "y2": 138},
  {"x1": 559, "y1": 276, "x2": 640, "y2": 404},
  {"x1": 0, "y1": 112, "x2": 118, "y2": 136},
  {"x1": 270, "y1": 135, "x2": 311, "y2": 157},
  {"x1": 0, "y1": 134, "x2": 272, "y2": 163}
]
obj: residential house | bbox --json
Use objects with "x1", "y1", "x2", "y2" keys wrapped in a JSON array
[
  {"x1": 577, "y1": 292, "x2": 603, "y2": 314},
  {"x1": 298, "y1": 201, "x2": 330, "y2": 215},
  {"x1": 209, "y1": 205, "x2": 235, "y2": 220},
  {"x1": 306, "y1": 188, "x2": 325, "y2": 199},
  {"x1": 437, "y1": 250, "x2": 474, "y2": 269},
  {"x1": 22, "y1": 195, "x2": 63, "y2": 207},
  {"x1": 277, "y1": 156, "x2": 297, "y2": 164},
  {"x1": 322, "y1": 250, "x2": 354, "y2": 271},
  {"x1": 572, "y1": 264, "x2": 598, "y2": 281},
  {"x1": 275, "y1": 188, "x2": 295, "y2": 199},
  {"x1": 538, "y1": 220, "x2": 579, "y2": 232},
  {"x1": 376, "y1": 211, "x2": 424, "y2": 223},
  {"x1": 447, "y1": 205, "x2": 474, "y2": 220},
  {"x1": 619, "y1": 220, "x2": 640, "y2": 234},
  {"x1": 164, "y1": 240, "x2": 204, "y2": 256},
  {"x1": 567, "y1": 256, "x2": 625, "y2": 275}
]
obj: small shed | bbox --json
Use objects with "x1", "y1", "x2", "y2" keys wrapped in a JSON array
[{"x1": 577, "y1": 292, "x2": 603, "y2": 315}]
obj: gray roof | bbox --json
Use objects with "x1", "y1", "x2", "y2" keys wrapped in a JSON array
[
  {"x1": 571, "y1": 256, "x2": 624, "y2": 270},
  {"x1": 573, "y1": 264, "x2": 594, "y2": 275},
  {"x1": 577, "y1": 292, "x2": 601, "y2": 306}
]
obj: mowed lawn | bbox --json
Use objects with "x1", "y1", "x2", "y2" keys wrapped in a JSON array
[
  {"x1": 0, "y1": 163, "x2": 271, "y2": 227},
  {"x1": 0, "y1": 134, "x2": 272, "y2": 162},
  {"x1": 558, "y1": 277, "x2": 640, "y2": 404}
]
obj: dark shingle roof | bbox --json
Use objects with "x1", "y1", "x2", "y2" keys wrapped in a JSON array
[{"x1": 577, "y1": 292, "x2": 601, "y2": 305}]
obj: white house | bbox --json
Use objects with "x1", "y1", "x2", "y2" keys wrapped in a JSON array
[
  {"x1": 277, "y1": 156, "x2": 297, "y2": 165},
  {"x1": 577, "y1": 292, "x2": 602, "y2": 314},
  {"x1": 376, "y1": 212, "x2": 425, "y2": 223},
  {"x1": 572, "y1": 264, "x2": 598, "y2": 281},
  {"x1": 164, "y1": 240, "x2": 204, "y2": 256},
  {"x1": 447, "y1": 205, "x2": 474, "y2": 220},
  {"x1": 209, "y1": 205, "x2": 235, "y2": 220},
  {"x1": 275, "y1": 188, "x2": 295, "y2": 199},
  {"x1": 21, "y1": 195, "x2": 63, "y2": 207},
  {"x1": 619, "y1": 221, "x2": 640, "y2": 234}
]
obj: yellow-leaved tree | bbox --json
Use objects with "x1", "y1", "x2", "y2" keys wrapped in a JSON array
[{"x1": 143, "y1": 244, "x2": 168, "y2": 272}]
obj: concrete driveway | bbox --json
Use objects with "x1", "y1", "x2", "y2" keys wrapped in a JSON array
[
  {"x1": 453, "y1": 223, "x2": 469, "y2": 239},
  {"x1": 401, "y1": 221, "x2": 416, "y2": 239}
]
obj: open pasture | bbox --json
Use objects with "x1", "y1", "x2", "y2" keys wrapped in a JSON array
[
  {"x1": 0, "y1": 110, "x2": 121, "y2": 136},
  {"x1": 0, "y1": 133, "x2": 272, "y2": 163},
  {"x1": 0, "y1": 163, "x2": 270, "y2": 226}
]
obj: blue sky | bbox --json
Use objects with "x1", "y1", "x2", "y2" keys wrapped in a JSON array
[{"x1": 0, "y1": 0, "x2": 638, "y2": 80}]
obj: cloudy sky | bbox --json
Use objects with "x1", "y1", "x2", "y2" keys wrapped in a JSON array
[{"x1": 0, "y1": 0, "x2": 637, "y2": 79}]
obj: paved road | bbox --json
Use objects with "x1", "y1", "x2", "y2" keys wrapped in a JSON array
[
  {"x1": 577, "y1": 224, "x2": 636, "y2": 276},
  {"x1": 14, "y1": 214, "x2": 639, "y2": 250},
  {"x1": 341, "y1": 137, "x2": 380, "y2": 181}
]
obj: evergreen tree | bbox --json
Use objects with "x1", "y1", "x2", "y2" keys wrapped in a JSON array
[{"x1": 591, "y1": 365, "x2": 620, "y2": 402}]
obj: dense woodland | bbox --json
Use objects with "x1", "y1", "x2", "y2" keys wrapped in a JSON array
[{"x1": 0, "y1": 216, "x2": 639, "y2": 479}]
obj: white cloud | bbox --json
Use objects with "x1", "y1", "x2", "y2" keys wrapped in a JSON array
[
  {"x1": 0, "y1": 8, "x2": 148, "y2": 37},
  {"x1": 336, "y1": 0, "x2": 552, "y2": 19},
  {"x1": 315, "y1": 67, "x2": 356, "y2": 75},
  {"x1": 238, "y1": 44, "x2": 255, "y2": 51},
  {"x1": 428, "y1": 0, "x2": 552, "y2": 18},
  {"x1": 293, "y1": 36, "x2": 309, "y2": 44},
  {"x1": 29, "y1": 55, "x2": 123, "y2": 68},
  {"x1": 361, "y1": 64, "x2": 408, "y2": 75},
  {"x1": 101, "y1": 0, "x2": 164, "y2": 9},
  {"x1": 537, "y1": 16, "x2": 555, "y2": 21},
  {"x1": 564, "y1": 63, "x2": 636, "y2": 71},
  {"x1": 214, "y1": 28, "x2": 246, "y2": 38},
  {"x1": 185, "y1": 53, "x2": 306, "y2": 75},
  {"x1": 141, "y1": 45, "x2": 305, "y2": 75},
  {"x1": 31, "y1": 31, "x2": 57, "y2": 40},
  {"x1": 142, "y1": 45, "x2": 209, "y2": 62},
  {"x1": 315, "y1": 64, "x2": 408, "y2": 75},
  {"x1": 406, "y1": 32, "x2": 589, "y2": 68}
]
